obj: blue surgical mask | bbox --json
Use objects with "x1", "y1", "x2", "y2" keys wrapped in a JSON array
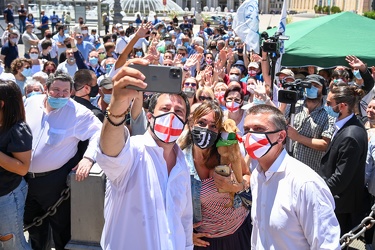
[
  {"x1": 47, "y1": 96, "x2": 69, "y2": 109},
  {"x1": 181, "y1": 57, "x2": 187, "y2": 63},
  {"x1": 103, "y1": 94, "x2": 111, "y2": 104},
  {"x1": 229, "y1": 41, "x2": 235, "y2": 46},
  {"x1": 106, "y1": 64, "x2": 114, "y2": 74},
  {"x1": 184, "y1": 42, "x2": 190, "y2": 47},
  {"x1": 21, "y1": 68, "x2": 32, "y2": 77},
  {"x1": 165, "y1": 40, "x2": 172, "y2": 46},
  {"x1": 26, "y1": 91, "x2": 42, "y2": 98},
  {"x1": 253, "y1": 98, "x2": 266, "y2": 105},
  {"x1": 324, "y1": 105, "x2": 339, "y2": 118},
  {"x1": 353, "y1": 69, "x2": 362, "y2": 80},
  {"x1": 306, "y1": 86, "x2": 318, "y2": 99},
  {"x1": 89, "y1": 57, "x2": 98, "y2": 66},
  {"x1": 135, "y1": 51, "x2": 143, "y2": 57}
]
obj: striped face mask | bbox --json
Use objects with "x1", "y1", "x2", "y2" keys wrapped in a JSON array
[
  {"x1": 151, "y1": 112, "x2": 185, "y2": 143},
  {"x1": 243, "y1": 130, "x2": 281, "y2": 159}
]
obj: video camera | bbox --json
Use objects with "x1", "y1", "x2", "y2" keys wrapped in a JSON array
[
  {"x1": 261, "y1": 32, "x2": 289, "y2": 55},
  {"x1": 278, "y1": 79, "x2": 311, "y2": 104}
]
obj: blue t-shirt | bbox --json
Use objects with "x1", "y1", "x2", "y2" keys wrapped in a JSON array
[
  {"x1": 1, "y1": 42, "x2": 18, "y2": 68},
  {"x1": 41, "y1": 15, "x2": 49, "y2": 28},
  {"x1": 76, "y1": 41, "x2": 95, "y2": 61},
  {"x1": 3, "y1": 8, "x2": 14, "y2": 22}
]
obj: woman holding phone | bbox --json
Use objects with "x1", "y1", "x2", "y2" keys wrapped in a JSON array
[
  {"x1": 0, "y1": 80, "x2": 32, "y2": 249},
  {"x1": 178, "y1": 100, "x2": 251, "y2": 249}
]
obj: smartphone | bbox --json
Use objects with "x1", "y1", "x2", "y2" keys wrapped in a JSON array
[
  {"x1": 215, "y1": 165, "x2": 231, "y2": 177},
  {"x1": 127, "y1": 64, "x2": 183, "y2": 94}
]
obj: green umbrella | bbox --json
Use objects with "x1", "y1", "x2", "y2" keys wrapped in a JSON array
[{"x1": 266, "y1": 12, "x2": 375, "y2": 68}]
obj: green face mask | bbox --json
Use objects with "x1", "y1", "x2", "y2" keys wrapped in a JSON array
[{"x1": 99, "y1": 53, "x2": 106, "y2": 60}]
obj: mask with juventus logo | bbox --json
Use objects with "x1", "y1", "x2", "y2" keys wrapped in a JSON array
[
  {"x1": 191, "y1": 126, "x2": 218, "y2": 149},
  {"x1": 151, "y1": 112, "x2": 185, "y2": 143}
]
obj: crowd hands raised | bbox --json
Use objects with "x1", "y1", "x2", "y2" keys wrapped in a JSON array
[{"x1": 2, "y1": 13, "x2": 375, "y2": 250}]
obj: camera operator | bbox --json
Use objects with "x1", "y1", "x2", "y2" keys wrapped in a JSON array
[{"x1": 285, "y1": 74, "x2": 335, "y2": 172}]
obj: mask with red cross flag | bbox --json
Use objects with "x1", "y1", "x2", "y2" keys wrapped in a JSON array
[{"x1": 151, "y1": 112, "x2": 185, "y2": 143}]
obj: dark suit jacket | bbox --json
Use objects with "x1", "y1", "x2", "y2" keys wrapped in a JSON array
[{"x1": 319, "y1": 114, "x2": 368, "y2": 214}]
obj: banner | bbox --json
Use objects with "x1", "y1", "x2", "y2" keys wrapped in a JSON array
[
  {"x1": 232, "y1": 0, "x2": 259, "y2": 53},
  {"x1": 275, "y1": 0, "x2": 287, "y2": 73}
]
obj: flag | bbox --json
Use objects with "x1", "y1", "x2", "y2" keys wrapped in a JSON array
[
  {"x1": 275, "y1": 0, "x2": 288, "y2": 73},
  {"x1": 232, "y1": 0, "x2": 260, "y2": 53}
]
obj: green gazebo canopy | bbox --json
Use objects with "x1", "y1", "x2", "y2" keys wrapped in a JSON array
[{"x1": 266, "y1": 12, "x2": 375, "y2": 68}]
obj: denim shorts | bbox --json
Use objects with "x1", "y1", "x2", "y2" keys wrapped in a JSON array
[{"x1": 0, "y1": 178, "x2": 31, "y2": 250}]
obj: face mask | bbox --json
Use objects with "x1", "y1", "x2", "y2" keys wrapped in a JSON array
[
  {"x1": 183, "y1": 87, "x2": 195, "y2": 98},
  {"x1": 243, "y1": 130, "x2": 281, "y2": 159},
  {"x1": 181, "y1": 57, "x2": 187, "y2": 63},
  {"x1": 229, "y1": 74, "x2": 239, "y2": 82},
  {"x1": 135, "y1": 51, "x2": 143, "y2": 57},
  {"x1": 99, "y1": 53, "x2": 106, "y2": 60},
  {"x1": 215, "y1": 91, "x2": 225, "y2": 103},
  {"x1": 206, "y1": 58, "x2": 212, "y2": 64},
  {"x1": 165, "y1": 40, "x2": 172, "y2": 46},
  {"x1": 247, "y1": 85, "x2": 255, "y2": 94},
  {"x1": 89, "y1": 57, "x2": 98, "y2": 66},
  {"x1": 353, "y1": 69, "x2": 362, "y2": 80},
  {"x1": 184, "y1": 42, "x2": 190, "y2": 47},
  {"x1": 30, "y1": 53, "x2": 39, "y2": 60},
  {"x1": 228, "y1": 31, "x2": 233, "y2": 37},
  {"x1": 46, "y1": 34, "x2": 53, "y2": 39},
  {"x1": 191, "y1": 126, "x2": 218, "y2": 149},
  {"x1": 47, "y1": 96, "x2": 69, "y2": 109},
  {"x1": 21, "y1": 67, "x2": 32, "y2": 77},
  {"x1": 237, "y1": 48, "x2": 243, "y2": 53},
  {"x1": 306, "y1": 86, "x2": 319, "y2": 99},
  {"x1": 229, "y1": 41, "x2": 235, "y2": 46},
  {"x1": 210, "y1": 45, "x2": 216, "y2": 50},
  {"x1": 248, "y1": 70, "x2": 257, "y2": 77},
  {"x1": 324, "y1": 105, "x2": 339, "y2": 118},
  {"x1": 169, "y1": 49, "x2": 176, "y2": 54},
  {"x1": 79, "y1": 21, "x2": 84, "y2": 25},
  {"x1": 68, "y1": 57, "x2": 75, "y2": 63},
  {"x1": 10, "y1": 38, "x2": 18, "y2": 44},
  {"x1": 26, "y1": 91, "x2": 42, "y2": 98},
  {"x1": 253, "y1": 98, "x2": 265, "y2": 105},
  {"x1": 151, "y1": 112, "x2": 185, "y2": 143},
  {"x1": 89, "y1": 84, "x2": 99, "y2": 97},
  {"x1": 106, "y1": 64, "x2": 114, "y2": 74},
  {"x1": 103, "y1": 94, "x2": 112, "y2": 104},
  {"x1": 161, "y1": 29, "x2": 165, "y2": 33},
  {"x1": 82, "y1": 30, "x2": 88, "y2": 35},
  {"x1": 64, "y1": 29, "x2": 69, "y2": 34},
  {"x1": 226, "y1": 101, "x2": 241, "y2": 113}
]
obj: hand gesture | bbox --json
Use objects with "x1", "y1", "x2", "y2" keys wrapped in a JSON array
[
  {"x1": 253, "y1": 80, "x2": 267, "y2": 97},
  {"x1": 346, "y1": 55, "x2": 366, "y2": 72},
  {"x1": 173, "y1": 53, "x2": 183, "y2": 65},
  {"x1": 251, "y1": 53, "x2": 262, "y2": 63},
  {"x1": 136, "y1": 21, "x2": 152, "y2": 38},
  {"x1": 185, "y1": 53, "x2": 200, "y2": 68}
]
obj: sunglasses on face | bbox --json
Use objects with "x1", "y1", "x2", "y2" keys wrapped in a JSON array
[
  {"x1": 184, "y1": 82, "x2": 197, "y2": 87},
  {"x1": 76, "y1": 36, "x2": 83, "y2": 39},
  {"x1": 226, "y1": 97, "x2": 242, "y2": 103},
  {"x1": 198, "y1": 96, "x2": 212, "y2": 101}
]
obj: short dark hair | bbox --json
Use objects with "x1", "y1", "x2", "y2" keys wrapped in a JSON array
[
  {"x1": 103, "y1": 34, "x2": 111, "y2": 43},
  {"x1": 148, "y1": 92, "x2": 190, "y2": 121},
  {"x1": 224, "y1": 85, "x2": 244, "y2": 101},
  {"x1": 246, "y1": 104, "x2": 287, "y2": 132},
  {"x1": 73, "y1": 69, "x2": 94, "y2": 91},
  {"x1": 0, "y1": 80, "x2": 25, "y2": 132},
  {"x1": 41, "y1": 39, "x2": 52, "y2": 50},
  {"x1": 46, "y1": 70, "x2": 74, "y2": 91}
]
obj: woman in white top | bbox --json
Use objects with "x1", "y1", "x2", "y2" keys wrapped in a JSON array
[
  {"x1": 28, "y1": 46, "x2": 45, "y2": 75},
  {"x1": 1, "y1": 23, "x2": 20, "y2": 45}
]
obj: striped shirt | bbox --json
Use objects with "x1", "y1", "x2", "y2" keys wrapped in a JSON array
[{"x1": 197, "y1": 177, "x2": 249, "y2": 237}]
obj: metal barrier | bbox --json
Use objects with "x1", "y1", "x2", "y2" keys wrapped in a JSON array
[{"x1": 65, "y1": 164, "x2": 106, "y2": 250}]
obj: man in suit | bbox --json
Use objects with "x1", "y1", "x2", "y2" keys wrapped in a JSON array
[{"x1": 319, "y1": 85, "x2": 368, "y2": 236}]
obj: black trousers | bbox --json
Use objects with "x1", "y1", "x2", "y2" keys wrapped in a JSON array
[{"x1": 24, "y1": 154, "x2": 80, "y2": 250}]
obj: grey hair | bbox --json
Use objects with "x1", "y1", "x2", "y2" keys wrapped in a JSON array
[
  {"x1": 24, "y1": 79, "x2": 44, "y2": 94},
  {"x1": 32, "y1": 71, "x2": 49, "y2": 83},
  {"x1": 246, "y1": 104, "x2": 287, "y2": 131},
  {"x1": 46, "y1": 70, "x2": 74, "y2": 91}
]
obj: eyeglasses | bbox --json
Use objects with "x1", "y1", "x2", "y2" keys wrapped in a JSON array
[
  {"x1": 178, "y1": 53, "x2": 186, "y2": 56},
  {"x1": 198, "y1": 96, "x2": 212, "y2": 101},
  {"x1": 226, "y1": 97, "x2": 242, "y2": 103},
  {"x1": 99, "y1": 52, "x2": 105, "y2": 54},
  {"x1": 184, "y1": 82, "x2": 197, "y2": 87},
  {"x1": 76, "y1": 36, "x2": 83, "y2": 39},
  {"x1": 230, "y1": 73, "x2": 240, "y2": 76}
]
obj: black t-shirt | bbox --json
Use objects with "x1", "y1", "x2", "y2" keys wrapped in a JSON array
[
  {"x1": 18, "y1": 8, "x2": 26, "y2": 21},
  {"x1": 0, "y1": 122, "x2": 32, "y2": 196},
  {"x1": 1, "y1": 42, "x2": 19, "y2": 68}
]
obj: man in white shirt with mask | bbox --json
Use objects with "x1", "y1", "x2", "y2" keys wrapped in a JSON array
[
  {"x1": 96, "y1": 58, "x2": 193, "y2": 250},
  {"x1": 114, "y1": 28, "x2": 128, "y2": 55}
]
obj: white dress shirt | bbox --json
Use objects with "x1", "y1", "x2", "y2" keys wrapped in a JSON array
[
  {"x1": 25, "y1": 95, "x2": 102, "y2": 173},
  {"x1": 332, "y1": 113, "x2": 354, "y2": 139},
  {"x1": 96, "y1": 128, "x2": 193, "y2": 250},
  {"x1": 56, "y1": 61, "x2": 78, "y2": 77},
  {"x1": 251, "y1": 149, "x2": 340, "y2": 250},
  {"x1": 114, "y1": 36, "x2": 129, "y2": 54}
]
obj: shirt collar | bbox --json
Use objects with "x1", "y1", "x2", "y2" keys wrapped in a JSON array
[
  {"x1": 256, "y1": 149, "x2": 288, "y2": 181},
  {"x1": 335, "y1": 113, "x2": 353, "y2": 132}
]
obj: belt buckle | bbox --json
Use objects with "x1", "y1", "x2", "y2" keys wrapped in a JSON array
[{"x1": 29, "y1": 172, "x2": 36, "y2": 178}]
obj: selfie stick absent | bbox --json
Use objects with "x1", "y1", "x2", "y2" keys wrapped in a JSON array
[{"x1": 287, "y1": 103, "x2": 296, "y2": 154}]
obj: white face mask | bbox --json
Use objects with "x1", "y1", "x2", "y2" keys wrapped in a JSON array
[
  {"x1": 10, "y1": 38, "x2": 18, "y2": 44},
  {"x1": 30, "y1": 53, "x2": 39, "y2": 60},
  {"x1": 82, "y1": 30, "x2": 88, "y2": 35},
  {"x1": 247, "y1": 85, "x2": 255, "y2": 94},
  {"x1": 229, "y1": 74, "x2": 239, "y2": 82}
]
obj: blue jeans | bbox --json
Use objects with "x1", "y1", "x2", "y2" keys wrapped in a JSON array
[{"x1": 0, "y1": 178, "x2": 31, "y2": 249}]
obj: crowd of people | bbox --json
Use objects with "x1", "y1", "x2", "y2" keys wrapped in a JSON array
[{"x1": 1, "y1": 7, "x2": 375, "y2": 250}]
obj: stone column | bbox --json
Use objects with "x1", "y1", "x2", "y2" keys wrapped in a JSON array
[{"x1": 113, "y1": 0, "x2": 122, "y2": 24}]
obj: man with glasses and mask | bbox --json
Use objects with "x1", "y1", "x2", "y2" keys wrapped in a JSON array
[
  {"x1": 243, "y1": 104, "x2": 340, "y2": 249},
  {"x1": 96, "y1": 58, "x2": 193, "y2": 250},
  {"x1": 319, "y1": 86, "x2": 368, "y2": 241},
  {"x1": 75, "y1": 31, "x2": 95, "y2": 62},
  {"x1": 24, "y1": 71, "x2": 102, "y2": 250}
]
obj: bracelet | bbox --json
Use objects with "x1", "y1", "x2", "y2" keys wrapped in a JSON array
[
  {"x1": 261, "y1": 58, "x2": 268, "y2": 61},
  {"x1": 106, "y1": 106, "x2": 128, "y2": 118},
  {"x1": 71, "y1": 46, "x2": 76, "y2": 48},
  {"x1": 105, "y1": 110, "x2": 126, "y2": 126}
]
